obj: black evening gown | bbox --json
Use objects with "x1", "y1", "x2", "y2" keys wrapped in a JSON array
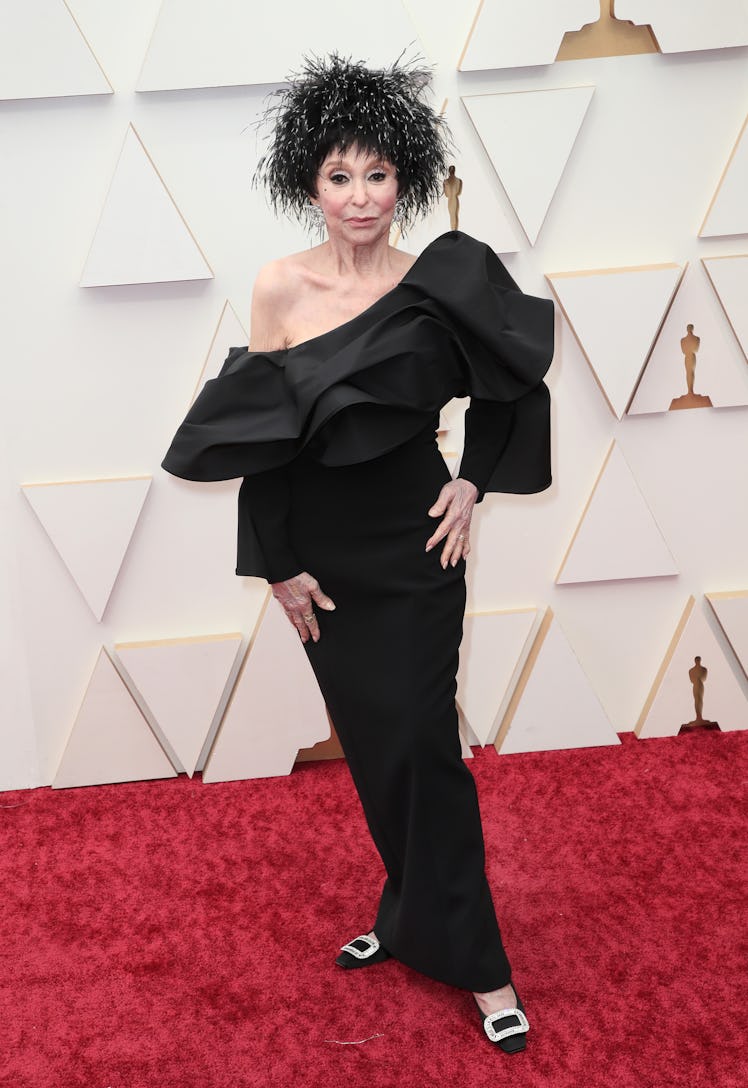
[{"x1": 162, "y1": 231, "x2": 554, "y2": 992}]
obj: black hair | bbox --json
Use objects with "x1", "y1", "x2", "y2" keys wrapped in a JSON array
[{"x1": 254, "y1": 52, "x2": 451, "y2": 232}]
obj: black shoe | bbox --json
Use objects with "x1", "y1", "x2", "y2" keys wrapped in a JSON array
[
  {"x1": 474, "y1": 988, "x2": 529, "y2": 1053},
  {"x1": 335, "y1": 933, "x2": 391, "y2": 969}
]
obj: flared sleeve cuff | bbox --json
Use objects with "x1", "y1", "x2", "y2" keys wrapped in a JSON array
[
  {"x1": 485, "y1": 382, "x2": 552, "y2": 494},
  {"x1": 236, "y1": 469, "x2": 303, "y2": 583}
]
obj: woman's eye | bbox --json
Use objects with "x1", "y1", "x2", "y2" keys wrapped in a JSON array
[
  {"x1": 329, "y1": 172, "x2": 349, "y2": 184},
  {"x1": 369, "y1": 171, "x2": 387, "y2": 182}
]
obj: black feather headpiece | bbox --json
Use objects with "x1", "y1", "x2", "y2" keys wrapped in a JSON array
[{"x1": 254, "y1": 52, "x2": 451, "y2": 232}]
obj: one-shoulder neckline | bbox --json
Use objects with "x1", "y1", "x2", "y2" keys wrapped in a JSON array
[{"x1": 264, "y1": 232, "x2": 458, "y2": 357}]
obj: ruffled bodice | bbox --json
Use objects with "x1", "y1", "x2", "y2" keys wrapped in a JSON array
[{"x1": 161, "y1": 231, "x2": 554, "y2": 496}]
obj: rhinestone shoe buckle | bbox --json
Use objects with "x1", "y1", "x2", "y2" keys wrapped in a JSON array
[
  {"x1": 482, "y1": 1006, "x2": 530, "y2": 1043},
  {"x1": 339, "y1": 934, "x2": 381, "y2": 960}
]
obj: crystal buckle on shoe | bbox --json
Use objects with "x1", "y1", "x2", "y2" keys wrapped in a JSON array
[
  {"x1": 339, "y1": 934, "x2": 380, "y2": 959},
  {"x1": 482, "y1": 1007, "x2": 530, "y2": 1043}
]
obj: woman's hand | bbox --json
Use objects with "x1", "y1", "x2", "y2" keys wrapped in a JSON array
[
  {"x1": 425, "y1": 478, "x2": 479, "y2": 568},
  {"x1": 271, "y1": 572, "x2": 336, "y2": 643}
]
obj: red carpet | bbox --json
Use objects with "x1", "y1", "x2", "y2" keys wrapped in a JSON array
[{"x1": 3, "y1": 729, "x2": 746, "y2": 1088}]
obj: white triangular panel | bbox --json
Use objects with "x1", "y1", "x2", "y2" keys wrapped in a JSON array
[
  {"x1": 0, "y1": 0, "x2": 112, "y2": 100},
  {"x1": 191, "y1": 302, "x2": 249, "y2": 404},
  {"x1": 203, "y1": 595, "x2": 329, "y2": 782},
  {"x1": 457, "y1": 718, "x2": 474, "y2": 760},
  {"x1": 441, "y1": 450, "x2": 459, "y2": 478},
  {"x1": 457, "y1": 609, "x2": 538, "y2": 745},
  {"x1": 137, "y1": 0, "x2": 422, "y2": 90},
  {"x1": 115, "y1": 634, "x2": 243, "y2": 776},
  {"x1": 617, "y1": 1, "x2": 748, "y2": 53},
  {"x1": 439, "y1": 397, "x2": 466, "y2": 435},
  {"x1": 637, "y1": 598, "x2": 748, "y2": 738},
  {"x1": 498, "y1": 610, "x2": 620, "y2": 754},
  {"x1": 53, "y1": 649, "x2": 177, "y2": 788},
  {"x1": 629, "y1": 264, "x2": 748, "y2": 414},
  {"x1": 22, "y1": 476, "x2": 151, "y2": 621},
  {"x1": 462, "y1": 86, "x2": 594, "y2": 245},
  {"x1": 402, "y1": 100, "x2": 521, "y2": 255},
  {"x1": 700, "y1": 115, "x2": 748, "y2": 239},
  {"x1": 557, "y1": 443, "x2": 677, "y2": 585},
  {"x1": 459, "y1": 0, "x2": 598, "y2": 70},
  {"x1": 702, "y1": 255, "x2": 748, "y2": 361},
  {"x1": 707, "y1": 591, "x2": 748, "y2": 680},
  {"x1": 547, "y1": 264, "x2": 683, "y2": 417},
  {"x1": 80, "y1": 125, "x2": 213, "y2": 287}
]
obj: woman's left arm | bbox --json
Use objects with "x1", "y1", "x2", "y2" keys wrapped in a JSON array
[{"x1": 425, "y1": 398, "x2": 515, "y2": 568}]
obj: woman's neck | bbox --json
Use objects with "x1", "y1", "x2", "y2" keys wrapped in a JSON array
[{"x1": 320, "y1": 230, "x2": 396, "y2": 282}]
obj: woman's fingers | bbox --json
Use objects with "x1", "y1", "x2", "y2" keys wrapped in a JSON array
[
  {"x1": 308, "y1": 579, "x2": 336, "y2": 613},
  {"x1": 425, "y1": 479, "x2": 477, "y2": 564},
  {"x1": 301, "y1": 609, "x2": 320, "y2": 643},
  {"x1": 441, "y1": 525, "x2": 470, "y2": 568},
  {"x1": 271, "y1": 572, "x2": 335, "y2": 643},
  {"x1": 286, "y1": 601, "x2": 317, "y2": 643},
  {"x1": 429, "y1": 516, "x2": 470, "y2": 568}
]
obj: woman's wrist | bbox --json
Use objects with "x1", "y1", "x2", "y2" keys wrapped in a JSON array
[{"x1": 456, "y1": 475, "x2": 479, "y2": 496}]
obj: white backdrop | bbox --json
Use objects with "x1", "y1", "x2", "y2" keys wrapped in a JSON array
[{"x1": 1, "y1": 0, "x2": 747, "y2": 789}]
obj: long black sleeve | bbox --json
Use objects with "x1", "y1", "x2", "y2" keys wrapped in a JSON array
[
  {"x1": 458, "y1": 398, "x2": 516, "y2": 501},
  {"x1": 236, "y1": 467, "x2": 303, "y2": 583}
]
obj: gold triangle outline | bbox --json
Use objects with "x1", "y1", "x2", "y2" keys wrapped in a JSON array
[
  {"x1": 79, "y1": 122, "x2": 214, "y2": 286},
  {"x1": 546, "y1": 262, "x2": 685, "y2": 417},
  {"x1": 52, "y1": 646, "x2": 178, "y2": 788},
  {"x1": 698, "y1": 113, "x2": 748, "y2": 238},
  {"x1": 457, "y1": 0, "x2": 486, "y2": 70},
  {"x1": 190, "y1": 300, "x2": 249, "y2": 406},
  {"x1": 455, "y1": 606, "x2": 539, "y2": 745},
  {"x1": 21, "y1": 473, "x2": 151, "y2": 489},
  {"x1": 113, "y1": 632, "x2": 244, "y2": 775},
  {"x1": 60, "y1": 0, "x2": 114, "y2": 95},
  {"x1": 634, "y1": 596, "x2": 695, "y2": 735},
  {"x1": 554, "y1": 440, "x2": 678, "y2": 584},
  {"x1": 462, "y1": 85, "x2": 595, "y2": 246},
  {"x1": 493, "y1": 606, "x2": 554, "y2": 753},
  {"x1": 20, "y1": 476, "x2": 152, "y2": 622},
  {"x1": 555, "y1": 441, "x2": 614, "y2": 582},
  {"x1": 200, "y1": 591, "x2": 271, "y2": 776},
  {"x1": 705, "y1": 590, "x2": 748, "y2": 682},
  {"x1": 701, "y1": 253, "x2": 748, "y2": 363}
]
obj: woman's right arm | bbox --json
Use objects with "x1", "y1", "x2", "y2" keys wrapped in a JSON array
[
  {"x1": 238, "y1": 471, "x2": 335, "y2": 643},
  {"x1": 243, "y1": 262, "x2": 336, "y2": 643}
]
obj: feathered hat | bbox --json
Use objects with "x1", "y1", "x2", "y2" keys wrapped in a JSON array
[{"x1": 254, "y1": 52, "x2": 451, "y2": 232}]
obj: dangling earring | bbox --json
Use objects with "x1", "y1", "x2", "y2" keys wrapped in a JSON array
[
  {"x1": 392, "y1": 197, "x2": 406, "y2": 226},
  {"x1": 308, "y1": 202, "x2": 326, "y2": 231}
]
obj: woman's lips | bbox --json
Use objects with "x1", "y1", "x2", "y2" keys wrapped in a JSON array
[{"x1": 347, "y1": 217, "x2": 376, "y2": 224}]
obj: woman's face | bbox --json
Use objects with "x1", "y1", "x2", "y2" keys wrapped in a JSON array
[{"x1": 312, "y1": 144, "x2": 399, "y2": 242}]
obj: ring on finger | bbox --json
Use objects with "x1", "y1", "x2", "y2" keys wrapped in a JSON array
[{"x1": 303, "y1": 613, "x2": 315, "y2": 622}]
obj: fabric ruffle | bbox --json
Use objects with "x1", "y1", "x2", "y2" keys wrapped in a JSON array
[{"x1": 162, "y1": 231, "x2": 554, "y2": 495}]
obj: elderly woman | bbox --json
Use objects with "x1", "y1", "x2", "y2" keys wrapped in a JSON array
[{"x1": 163, "y1": 54, "x2": 553, "y2": 1053}]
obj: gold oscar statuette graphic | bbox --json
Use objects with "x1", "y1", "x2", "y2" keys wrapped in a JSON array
[
  {"x1": 669, "y1": 324, "x2": 713, "y2": 410},
  {"x1": 557, "y1": 1, "x2": 658, "y2": 61},
  {"x1": 680, "y1": 656, "x2": 719, "y2": 732},
  {"x1": 443, "y1": 165, "x2": 463, "y2": 231}
]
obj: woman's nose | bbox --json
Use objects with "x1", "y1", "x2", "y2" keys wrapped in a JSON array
[{"x1": 349, "y1": 179, "x2": 368, "y2": 205}]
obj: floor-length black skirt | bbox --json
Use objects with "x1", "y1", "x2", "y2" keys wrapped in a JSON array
[{"x1": 289, "y1": 423, "x2": 512, "y2": 992}]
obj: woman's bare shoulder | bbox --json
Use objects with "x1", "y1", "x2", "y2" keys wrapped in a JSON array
[
  {"x1": 249, "y1": 251, "x2": 317, "y2": 350},
  {"x1": 253, "y1": 253, "x2": 304, "y2": 303}
]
